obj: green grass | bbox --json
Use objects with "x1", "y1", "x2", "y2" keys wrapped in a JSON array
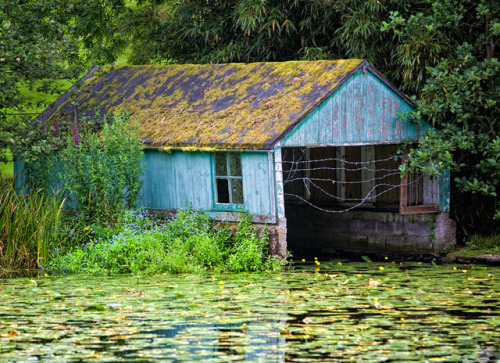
[
  {"x1": 0, "y1": 149, "x2": 13, "y2": 178},
  {"x1": 456, "y1": 234, "x2": 500, "y2": 255}
]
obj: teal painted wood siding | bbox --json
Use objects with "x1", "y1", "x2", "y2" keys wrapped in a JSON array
[
  {"x1": 281, "y1": 72, "x2": 433, "y2": 146},
  {"x1": 13, "y1": 158, "x2": 25, "y2": 190},
  {"x1": 241, "y1": 152, "x2": 272, "y2": 215},
  {"x1": 439, "y1": 169, "x2": 451, "y2": 212},
  {"x1": 140, "y1": 150, "x2": 213, "y2": 210},
  {"x1": 140, "y1": 150, "x2": 273, "y2": 216}
]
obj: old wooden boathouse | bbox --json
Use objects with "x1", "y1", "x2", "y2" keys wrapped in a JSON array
[{"x1": 25, "y1": 60, "x2": 456, "y2": 256}]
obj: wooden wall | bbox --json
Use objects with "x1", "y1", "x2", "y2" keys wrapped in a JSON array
[
  {"x1": 280, "y1": 72, "x2": 433, "y2": 147},
  {"x1": 140, "y1": 150, "x2": 273, "y2": 216}
]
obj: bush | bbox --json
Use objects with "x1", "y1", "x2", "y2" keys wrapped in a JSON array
[
  {"x1": 48, "y1": 208, "x2": 284, "y2": 275},
  {"x1": 60, "y1": 111, "x2": 144, "y2": 225},
  {"x1": 50, "y1": 228, "x2": 169, "y2": 275}
]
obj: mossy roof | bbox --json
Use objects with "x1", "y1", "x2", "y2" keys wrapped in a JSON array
[{"x1": 42, "y1": 60, "x2": 373, "y2": 150}]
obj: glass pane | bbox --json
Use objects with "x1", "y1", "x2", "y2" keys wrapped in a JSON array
[
  {"x1": 229, "y1": 153, "x2": 242, "y2": 176},
  {"x1": 216, "y1": 178, "x2": 230, "y2": 203},
  {"x1": 231, "y1": 179, "x2": 244, "y2": 204},
  {"x1": 215, "y1": 152, "x2": 227, "y2": 176}
]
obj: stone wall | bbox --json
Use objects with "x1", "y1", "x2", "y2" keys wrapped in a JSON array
[{"x1": 285, "y1": 204, "x2": 455, "y2": 255}]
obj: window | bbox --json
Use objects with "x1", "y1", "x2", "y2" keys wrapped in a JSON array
[
  {"x1": 214, "y1": 152, "x2": 244, "y2": 205},
  {"x1": 399, "y1": 149, "x2": 439, "y2": 214}
]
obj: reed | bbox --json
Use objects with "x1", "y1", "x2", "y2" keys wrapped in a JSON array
[{"x1": 0, "y1": 179, "x2": 65, "y2": 271}]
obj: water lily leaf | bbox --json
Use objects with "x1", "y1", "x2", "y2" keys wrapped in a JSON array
[{"x1": 83, "y1": 304, "x2": 106, "y2": 312}]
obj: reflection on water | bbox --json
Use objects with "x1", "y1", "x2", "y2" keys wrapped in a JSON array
[{"x1": 0, "y1": 260, "x2": 499, "y2": 361}]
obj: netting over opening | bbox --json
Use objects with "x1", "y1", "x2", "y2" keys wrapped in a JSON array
[{"x1": 281, "y1": 145, "x2": 437, "y2": 213}]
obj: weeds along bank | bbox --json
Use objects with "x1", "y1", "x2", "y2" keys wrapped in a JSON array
[
  {"x1": 0, "y1": 178, "x2": 64, "y2": 271},
  {"x1": 48, "y1": 209, "x2": 283, "y2": 275},
  {"x1": 0, "y1": 185, "x2": 282, "y2": 274}
]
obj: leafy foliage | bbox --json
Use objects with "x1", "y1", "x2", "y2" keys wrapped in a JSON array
[
  {"x1": 49, "y1": 208, "x2": 283, "y2": 275},
  {"x1": 0, "y1": 0, "x2": 126, "y2": 163},
  {"x1": 400, "y1": 44, "x2": 499, "y2": 228},
  {"x1": 60, "y1": 112, "x2": 144, "y2": 225}
]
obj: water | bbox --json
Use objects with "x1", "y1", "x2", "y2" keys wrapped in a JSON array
[{"x1": 1, "y1": 260, "x2": 499, "y2": 361}]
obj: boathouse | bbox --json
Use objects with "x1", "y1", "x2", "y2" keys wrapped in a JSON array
[{"x1": 25, "y1": 60, "x2": 456, "y2": 256}]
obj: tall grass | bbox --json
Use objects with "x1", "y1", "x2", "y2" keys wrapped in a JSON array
[
  {"x1": 0, "y1": 179, "x2": 65, "y2": 271},
  {"x1": 0, "y1": 149, "x2": 14, "y2": 179}
]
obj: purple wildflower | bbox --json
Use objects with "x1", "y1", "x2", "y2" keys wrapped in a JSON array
[
  {"x1": 73, "y1": 122, "x2": 80, "y2": 145},
  {"x1": 52, "y1": 121, "x2": 59, "y2": 136}
]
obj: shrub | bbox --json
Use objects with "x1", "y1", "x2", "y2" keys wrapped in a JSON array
[
  {"x1": 59, "y1": 112, "x2": 144, "y2": 225},
  {"x1": 50, "y1": 228, "x2": 169, "y2": 275},
  {"x1": 48, "y1": 208, "x2": 284, "y2": 275},
  {"x1": 227, "y1": 214, "x2": 281, "y2": 272}
]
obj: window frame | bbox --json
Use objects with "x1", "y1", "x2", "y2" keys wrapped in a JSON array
[
  {"x1": 212, "y1": 151, "x2": 244, "y2": 210},
  {"x1": 399, "y1": 149, "x2": 439, "y2": 215}
]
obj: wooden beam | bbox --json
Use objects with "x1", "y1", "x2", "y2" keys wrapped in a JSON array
[
  {"x1": 400, "y1": 205, "x2": 439, "y2": 215},
  {"x1": 399, "y1": 151, "x2": 409, "y2": 214}
]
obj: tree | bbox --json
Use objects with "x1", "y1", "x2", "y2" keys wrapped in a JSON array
[
  {"x1": 382, "y1": 0, "x2": 500, "y2": 233},
  {"x1": 0, "y1": 0, "x2": 125, "y2": 164}
]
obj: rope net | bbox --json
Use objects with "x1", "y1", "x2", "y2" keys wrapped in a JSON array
[{"x1": 281, "y1": 146, "x2": 434, "y2": 213}]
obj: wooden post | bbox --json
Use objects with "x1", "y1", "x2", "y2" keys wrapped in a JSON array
[
  {"x1": 336, "y1": 146, "x2": 345, "y2": 202},
  {"x1": 361, "y1": 145, "x2": 376, "y2": 204},
  {"x1": 400, "y1": 149, "x2": 439, "y2": 215},
  {"x1": 272, "y1": 143, "x2": 287, "y2": 258},
  {"x1": 399, "y1": 152, "x2": 409, "y2": 213}
]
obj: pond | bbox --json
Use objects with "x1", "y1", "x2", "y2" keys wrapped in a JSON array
[{"x1": 1, "y1": 260, "x2": 499, "y2": 361}]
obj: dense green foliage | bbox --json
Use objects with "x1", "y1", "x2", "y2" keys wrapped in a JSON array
[
  {"x1": 403, "y1": 49, "x2": 500, "y2": 228},
  {"x1": 49, "y1": 208, "x2": 282, "y2": 275},
  {"x1": 0, "y1": 0, "x2": 124, "y2": 163},
  {"x1": 60, "y1": 112, "x2": 144, "y2": 224},
  {"x1": 14, "y1": 112, "x2": 143, "y2": 227},
  {"x1": 380, "y1": 1, "x2": 500, "y2": 234},
  {"x1": 0, "y1": 179, "x2": 65, "y2": 271}
]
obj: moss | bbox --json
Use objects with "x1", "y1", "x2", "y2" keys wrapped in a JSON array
[
  {"x1": 180, "y1": 146, "x2": 221, "y2": 152},
  {"x1": 45, "y1": 60, "x2": 364, "y2": 150},
  {"x1": 160, "y1": 146, "x2": 174, "y2": 153}
]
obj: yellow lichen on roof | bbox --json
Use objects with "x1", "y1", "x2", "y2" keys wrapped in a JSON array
[{"x1": 47, "y1": 60, "x2": 364, "y2": 149}]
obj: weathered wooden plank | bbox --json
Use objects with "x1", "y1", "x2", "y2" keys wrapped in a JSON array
[
  {"x1": 140, "y1": 150, "x2": 213, "y2": 210},
  {"x1": 361, "y1": 146, "x2": 376, "y2": 204},
  {"x1": 274, "y1": 145, "x2": 285, "y2": 218},
  {"x1": 282, "y1": 72, "x2": 430, "y2": 147},
  {"x1": 400, "y1": 205, "x2": 439, "y2": 215},
  {"x1": 439, "y1": 169, "x2": 451, "y2": 212},
  {"x1": 241, "y1": 152, "x2": 272, "y2": 215}
]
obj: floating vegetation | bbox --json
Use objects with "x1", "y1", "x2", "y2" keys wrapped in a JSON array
[{"x1": 0, "y1": 261, "x2": 498, "y2": 361}]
